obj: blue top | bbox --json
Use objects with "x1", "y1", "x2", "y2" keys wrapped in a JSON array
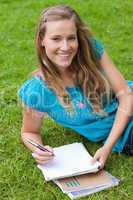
[{"x1": 18, "y1": 39, "x2": 133, "y2": 153}]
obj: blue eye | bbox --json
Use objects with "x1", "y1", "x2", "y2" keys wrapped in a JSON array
[
  {"x1": 52, "y1": 38, "x2": 60, "y2": 41},
  {"x1": 69, "y1": 37, "x2": 76, "y2": 40}
]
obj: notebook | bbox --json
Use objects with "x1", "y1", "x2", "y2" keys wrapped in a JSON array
[
  {"x1": 53, "y1": 170, "x2": 120, "y2": 199},
  {"x1": 37, "y1": 142, "x2": 100, "y2": 181}
]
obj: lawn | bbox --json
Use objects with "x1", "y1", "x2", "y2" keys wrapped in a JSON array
[{"x1": 0, "y1": 0, "x2": 133, "y2": 200}]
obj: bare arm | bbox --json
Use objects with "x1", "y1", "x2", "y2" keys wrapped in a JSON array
[
  {"x1": 92, "y1": 51, "x2": 133, "y2": 168},
  {"x1": 21, "y1": 107, "x2": 54, "y2": 164},
  {"x1": 21, "y1": 107, "x2": 45, "y2": 151},
  {"x1": 100, "y1": 51, "x2": 133, "y2": 151}
]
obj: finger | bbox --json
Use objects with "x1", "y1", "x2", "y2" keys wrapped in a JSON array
[
  {"x1": 98, "y1": 158, "x2": 105, "y2": 169},
  {"x1": 36, "y1": 157, "x2": 53, "y2": 163},
  {"x1": 92, "y1": 152, "x2": 100, "y2": 163},
  {"x1": 32, "y1": 153, "x2": 53, "y2": 161},
  {"x1": 35, "y1": 159, "x2": 50, "y2": 165},
  {"x1": 45, "y1": 145, "x2": 54, "y2": 154},
  {"x1": 98, "y1": 163, "x2": 104, "y2": 170},
  {"x1": 34, "y1": 148, "x2": 54, "y2": 157},
  {"x1": 90, "y1": 156, "x2": 99, "y2": 165}
]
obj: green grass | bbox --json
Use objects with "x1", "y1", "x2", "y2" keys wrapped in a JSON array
[{"x1": 0, "y1": 0, "x2": 133, "y2": 199}]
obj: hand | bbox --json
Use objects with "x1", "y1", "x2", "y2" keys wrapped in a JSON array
[
  {"x1": 32, "y1": 145, "x2": 54, "y2": 165},
  {"x1": 91, "y1": 145, "x2": 111, "y2": 169}
]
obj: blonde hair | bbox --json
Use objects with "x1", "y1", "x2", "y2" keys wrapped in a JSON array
[{"x1": 35, "y1": 5, "x2": 113, "y2": 115}]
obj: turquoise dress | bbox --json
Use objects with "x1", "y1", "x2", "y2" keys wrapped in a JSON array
[{"x1": 18, "y1": 39, "x2": 133, "y2": 153}]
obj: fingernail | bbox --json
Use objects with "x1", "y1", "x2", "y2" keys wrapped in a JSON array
[{"x1": 32, "y1": 153, "x2": 36, "y2": 158}]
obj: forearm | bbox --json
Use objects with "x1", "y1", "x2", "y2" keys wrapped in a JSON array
[
  {"x1": 20, "y1": 108, "x2": 46, "y2": 152},
  {"x1": 21, "y1": 131, "x2": 44, "y2": 152},
  {"x1": 104, "y1": 94, "x2": 133, "y2": 151}
]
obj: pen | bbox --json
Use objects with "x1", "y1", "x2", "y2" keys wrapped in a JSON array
[{"x1": 26, "y1": 138, "x2": 54, "y2": 155}]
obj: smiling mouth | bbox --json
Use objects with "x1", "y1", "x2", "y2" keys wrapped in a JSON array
[
  {"x1": 59, "y1": 55, "x2": 70, "y2": 58},
  {"x1": 58, "y1": 53, "x2": 73, "y2": 58}
]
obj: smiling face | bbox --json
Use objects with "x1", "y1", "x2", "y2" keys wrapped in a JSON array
[{"x1": 42, "y1": 19, "x2": 78, "y2": 73}]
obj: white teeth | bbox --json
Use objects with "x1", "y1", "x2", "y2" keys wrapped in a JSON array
[
  {"x1": 59, "y1": 54, "x2": 70, "y2": 57},
  {"x1": 60, "y1": 55, "x2": 69, "y2": 57}
]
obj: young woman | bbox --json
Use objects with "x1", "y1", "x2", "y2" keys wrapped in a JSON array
[{"x1": 18, "y1": 5, "x2": 133, "y2": 169}]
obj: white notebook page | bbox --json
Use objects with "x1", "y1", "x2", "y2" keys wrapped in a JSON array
[{"x1": 37, "y1": 142, "x2": 100, "y2": 181}]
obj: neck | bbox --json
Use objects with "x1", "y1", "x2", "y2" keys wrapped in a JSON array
[{"x1": 60, "y1": 67, "x2": 73, "y2": 77}]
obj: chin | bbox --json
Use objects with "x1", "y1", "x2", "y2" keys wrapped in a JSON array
[{"x1": 55, "y1": 62, "x2": 72, "y2": 69}]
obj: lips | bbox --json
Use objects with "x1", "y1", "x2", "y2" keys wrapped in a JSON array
[
  {"x1": 59, "y1": 56, "x2": 70, "y2": 60},
  {"x1": 57, "y1": 53, "x2": 71, "y2": 61},
  {"x1": 55, "y1": 51, "x2": 75, "y2": 64},
  {"x1": 58, "y1": 53, "x2": 71, "y2": 57},
  {"x1": 58, "y1": 52, "x2": 74, "y2": 60}
]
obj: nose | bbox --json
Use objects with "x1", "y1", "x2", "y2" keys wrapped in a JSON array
[{"x1": 60, "y1": 39, "x2": 69, "y2": 51}]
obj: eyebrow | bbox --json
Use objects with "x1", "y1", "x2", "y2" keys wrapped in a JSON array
[{"x1": 50, "y1": 34, "x2": 77, "y2": 37}]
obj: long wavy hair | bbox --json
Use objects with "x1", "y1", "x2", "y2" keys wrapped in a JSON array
[{"x1": 35, "y1": 5, "x2": 113, "y2": 115}]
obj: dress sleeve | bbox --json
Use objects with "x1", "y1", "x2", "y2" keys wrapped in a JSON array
[
  {"x1": 18, "y1": 77, "x2": 48, "y2": 112},
  {"x1": 91, "y1": 38, "x2": 105, "y2": 60}
]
